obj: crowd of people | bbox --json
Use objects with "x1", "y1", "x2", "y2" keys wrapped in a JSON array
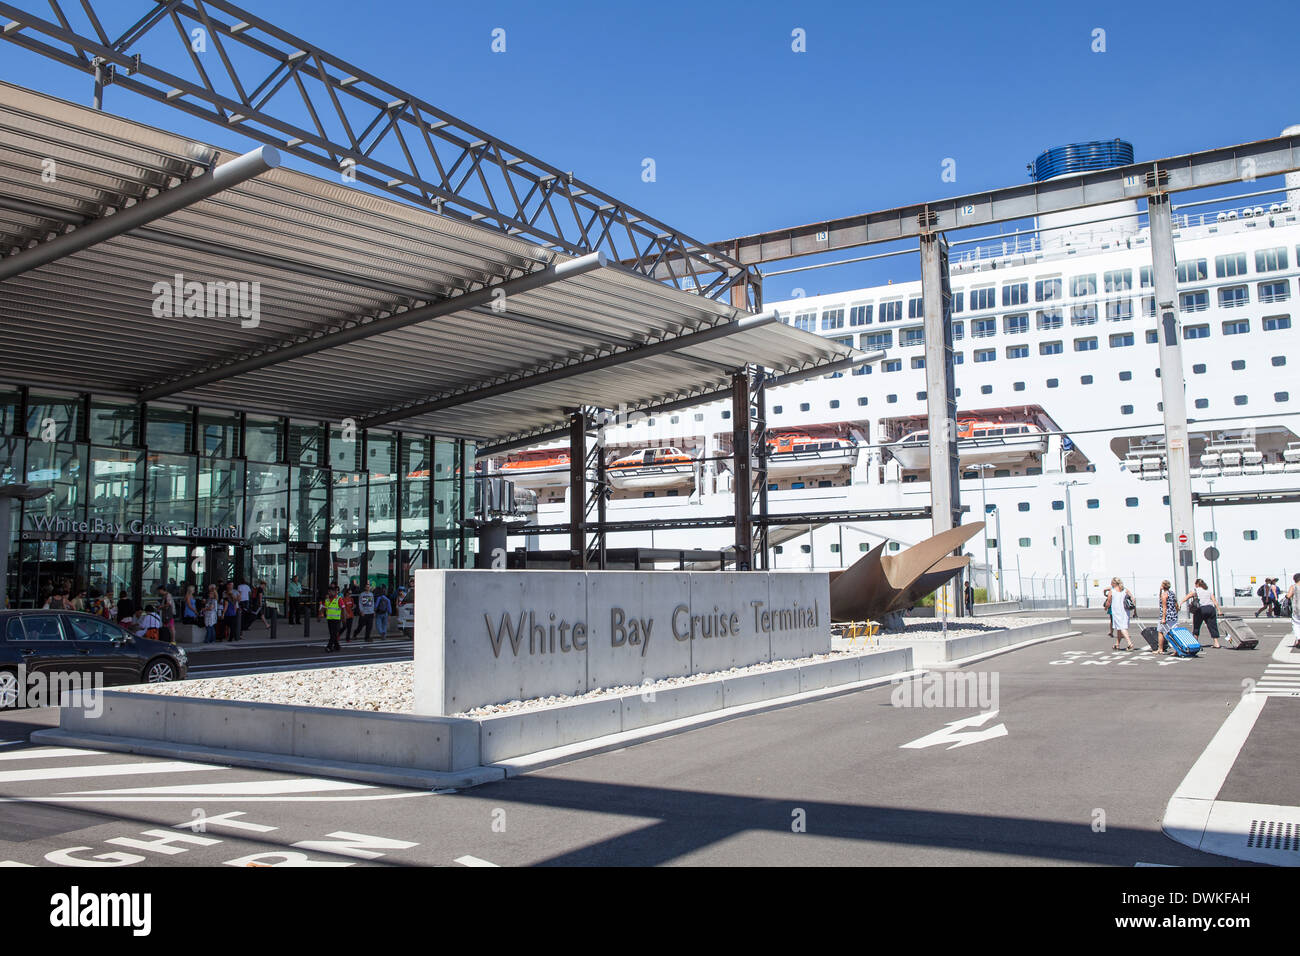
[
  {"x1": 1102, "y1": 572, "x2": 1300, "y2": 652},
  {"x1": 317, "y1": 580, "x2": 406, "y2": 653}
]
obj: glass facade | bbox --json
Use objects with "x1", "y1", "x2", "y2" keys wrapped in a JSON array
[{"x1": 1, "y1": 389, "x2": 476, "y2": 610}]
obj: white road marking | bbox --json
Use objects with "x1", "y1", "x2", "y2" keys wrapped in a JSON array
[
  {"x1": 59, "y1": 778, "x2": 374, "y2": 796},
  {"x1": 455, "y1": 855, "x2": 499, "y2": 867},
  {"x1": 0, "y1": 760, "x2": 223, "y2": 784},
  {"x1": 0, "y1": 747, "x2": 107, "y2": 761},
  {"x1": 0, "y1": 791, "x2": 436, "y2": 804},
  {"x1": 900, "y1": 710, "x2": 1008, "y2": 751}
]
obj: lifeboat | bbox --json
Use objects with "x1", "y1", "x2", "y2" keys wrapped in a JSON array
[
  {"x1": 889, "y1": 420, "x2": 1048, "y2": 471},
  {"x1": 607, "y1": 446, "x2": 695, "y2": 489},
  {"x1": 765, "y1": 433, "x2": 859, "y2": 478},
  {"x1": 498, "y1": 449, "x2": 571, "y2": 489}
]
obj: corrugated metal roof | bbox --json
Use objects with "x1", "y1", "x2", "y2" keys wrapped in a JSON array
[{"x1": 0, "y1": 82, "x2": 858, "y2": 444}]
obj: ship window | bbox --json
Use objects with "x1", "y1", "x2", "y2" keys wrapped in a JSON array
[
  {"x1": 1255, "y1": 247, "x2": 1288, "y2": 273},
  {"x1": 974, "y1": 348, "x2": 996, "y2": 363},
  {"x1": 1119, "y1": 370, "x2": 1132, "y2": 381},
  {"x1": 887, "y1": 395, "x2": 898, "y2": 404},
  {"x1": 860, "y1": 543, "x2": 871, "y2": 552},
  {"x1": 694, "y1": 413, "x2": 704, "y2": 421},
  {"x1": 953, "y1": 321, "x2": 964, "y2": 339},
  {"x1": 1046, "y1": 378, "x2": 1059, "y2": 388},
  {"x1": 1215, "y1": 253, "x2": 1247, "y2": 278},
  {"x1": 820, "y1": 481, "x2": 834, "y2": 489},
  {"x1": 1071, "y1": 303, "x2": 1097, "y2": 324},
  {"x1": 1222, "y1": 319, "x2": 1249, "y2": 335},
  {"x1": 1176, "y1": 259, "x2": 1207, "y2": 283},
  {"x1": 917, "y1": 391, "x2": 927, "y2": 401},
  {"x1": 799, "y1": 544, "x2": 811, "y2": 553},
  {"x1": 1194, "y1": 398, "x2": 1209, "y2": 409},
  {"x1": 994, "y1": 469, "x2": 1010, "y2": 477},
  {"x1": 1272, "y1": 356, "x2": 1286, "y2": 366},
  {"x1": 954, "y1": 353, "x2": 964, "y2": 364},
  {"x1": 1035, "y1": 278, "x2": 1062, "y2": 301},
  {"x1": 1003, "y1": 282, "x2": 1029, "y2": 307},
  {"x1": 1184, "y1": 324, "x2": 1209, "y2": 339},
  {"x1": 1121, "y1": 405, "x2": 1134, "y2": 415},
  {"x1": 952, "y1": 291, "x2": 964, "y2": 313},
  {"x1": 1287, "y1": 529, "x2": 1300, "y2": 540},
  {"x1": 1162, "y1": 496, "x2": 1169, "y2": 505},
  {"x1": 901, "y1": 326, "x2": 925, "y2": 346},
  {"x1": 1231, "y1": 359, "x2": 1245, "y2": 370},
  {"x1": 1036, "y1": 309, "x2": 1063, "y2": 330},
  {"x1": 1104, "y1": 269, "x2": 1133, "y2": 293},
  {"x1": 1243, "y1": 530, "x2": 1258, "y2": 541},
  {"x1": 1086, "y1": 499, "x2": 1099, "y2": 509},
  {"x1": 1106, "y1": 298, "x2": 1133, "y2": 321},
  {"x1": 883, "y1": 360, "x2": 902, "y2": 373},
  {"x1": 1140, "y1": 266, "x2": 1152, "y2": 288},
  {"x1": 1192, "y1": 363, "x2": 1206, "y2": 374},
  {"x1": 829, "y1": 399, "x2": 840, "y2": 409},
  {"x1": 1234, "y1": 395, "x2": 1248, "y2": 406},
  {"x1": 862, "y1": 331, "x2": 892, "y2": 350},
  {"x1": 1277, "y1": 392, "x2": 1290, "y2": 402},
  {"x1": 1052, "y1": 500, "x2": 1064, "y2": 511},
  {"x1": 821, "y1": 307, "x2": 845, "y2": 330},
  {"x1": 1088, "y1": 535, "x2": 1101, "y2": 545},
  {"x1": 980, "y1": 385, "x2": 992, "y2": 394},
  {"x1": 1074, "y1": 337, "x2": 1098, "y2": 352},
  {"x1": 879, "y1": 300, "x2": 903, "y2": 322},
  {"x1": 857, "y1": 397, "x2": 868, "y2": 406},
  {"x1": 1018, "y1": 502, "x2": 1030, "y2": 512},
  {"x1": 911, "y1": 357, "x2": 925, "y2": 369},
  {"x1": 1259, "y1": 280, "x2": 1290, "y2": 303},
  {"x1": 1109, "y1": 332, "x2": 1135, "y2": 348},
  {"x1": 962, "y1": 471, "x2": 977, "y2": 479},
  {"x1": 773, "y1": 406, "x2": 783, "y2": 414},
  {"x1": 1040, "y1": 340, "x2": 1063, "y2": 355},
  {"x1": 1164, "y1": 533, "x2": 1172, "y2": 543},
  {"x1": 642, "y1": 491, "x2": 655, "y2": 498},
  {"x1": 1264, "y1": 316, "x2": 1291, "y2": 331},
  {"x1": 1127, "y1": 534, "x2": 1141, "y2": 544},
  {"x1": 1006, "y1": 345, "x2": 1029, "y2": 359},
  {"x1": 1142, "y1": 296, "x2": 1155, "y2": 317},
  {"x1": 722, "y1": 410, "x2": 730, "y2": 419},
  {"x1": 774, "y1": 545, "x2": 783, "y2": 554},
  {"x1": 1126, "y1": 497, "x2": 1139, "y2": 507},
  {"x1": 850, "y1": 304, "x2": 873, "y2": 326},
  {"x1": 791, "y1": 482, "x2": 805, "y2": 490},
  {"x1": 768, "y1": 484, "x2": 779, "y2": 492},
  {"x1": 1203, "y1": 531, "x2": 1217, "y2": 542},
  {"x1": 1219, "y1": 286, "x2": 1249, "y2": 309},
  {"x1": 1018, "y1": 537, "x2": 1031, "y2": 547},
  {"x1": 793, "y1": 312, "x2": 816, "y2": 332},
  {"x1": 969, "y1": 287, "x2": 996, "y2": 311},
  {"x1": 800, "y1": 403, "x2": 810, "y2": 412},
  {"x1": 908, "y1": 297, "x2": 924, "y2": 319},
  {"x1": 1070, "y1": 274, "x2": 1096, "y2": 297},
  {"x1": 973, "y1": 318, "x2": 996, "y2": 337},
  {"x1": 1014, "y1": 382, "x2": 1025, "y2": 391},
  {"x1": 888, "y1": 542, "x2": 901, "y2": 552},
  {"x1": 1081, "y1": 374, "x2": 1094, "y2": 384}
]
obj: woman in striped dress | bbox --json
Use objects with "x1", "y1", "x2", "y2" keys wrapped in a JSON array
[{"x1": 1155, "y1": 580, "x2": 1179, "y2": 654}]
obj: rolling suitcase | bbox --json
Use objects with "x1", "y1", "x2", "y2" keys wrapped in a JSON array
[
  {"x1": 1165, "y1": 625, "x2": 1200, "y2": 658},
  {"x1": 1222, "y1": 617, "x2": 1260, "y2": 650},
  {"x1": 1140, "y1": 625, "x2": 1161, "y2": 651}
]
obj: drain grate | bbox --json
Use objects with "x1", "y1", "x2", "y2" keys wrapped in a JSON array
[{"x1": 1247, "y1": 819, "x2": 1299, "y2": 851}]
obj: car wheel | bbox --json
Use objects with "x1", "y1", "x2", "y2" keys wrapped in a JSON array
[
  {"x1": 0, "y1": 669, "x2": 18, "y2": 709},
  {"x1": 144, "y1": 659, "x2": 177, "y2": 684}
]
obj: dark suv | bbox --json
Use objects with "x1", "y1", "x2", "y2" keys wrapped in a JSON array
[{"x1": 0, "y1": 609, "x2": 188, "y2": 708}]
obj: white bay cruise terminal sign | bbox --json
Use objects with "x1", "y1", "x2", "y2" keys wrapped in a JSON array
[{"x1": 414, "y1": 569, "x2": 830, "y2": 715}]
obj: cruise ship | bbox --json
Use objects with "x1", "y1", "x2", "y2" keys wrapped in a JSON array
[{"x1": 495, "y1": 138, "x2": 1300, "y2": 608}]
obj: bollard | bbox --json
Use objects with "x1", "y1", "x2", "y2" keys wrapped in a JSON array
[{"x1": 303, "y1": 598, "x2": 311, "y2": 639}]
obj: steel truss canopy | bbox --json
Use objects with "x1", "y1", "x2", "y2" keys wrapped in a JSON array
[
  {"x1": 0, "y1": 82, "x2": 854, "y2": 445},
  {"x1": 0, "y1": 0, "x2": 759, "y2": 306},
  {"x1": 700, "y1": 133, "x2": 1300, "y2": 268}
]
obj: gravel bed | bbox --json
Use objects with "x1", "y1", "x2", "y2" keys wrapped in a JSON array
[
  {"x1": 123, "y1": 613, "x2": 1064, "y2": 716},
  {"x1": 887, "y1": 614, "x2": 1057, "y2": 638}
]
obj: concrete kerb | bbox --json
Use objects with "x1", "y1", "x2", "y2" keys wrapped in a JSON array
[
  {"x1": 877, "y1": 617, "x2": 1073, "y2": 665},
  {"x1": 45, "y1": 647, "x2": 915, "y2": 787}
]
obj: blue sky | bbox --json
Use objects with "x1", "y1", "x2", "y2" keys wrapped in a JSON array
[{"x1": 4, "y1": 0, "x2": 1298, "y2": 299}]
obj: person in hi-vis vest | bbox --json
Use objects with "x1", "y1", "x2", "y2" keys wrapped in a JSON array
[{"x1": 320, "y1": 584, "x2": 342, "y2": 653}]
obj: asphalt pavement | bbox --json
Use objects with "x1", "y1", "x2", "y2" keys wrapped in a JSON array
[{"x1": 0, "y1": 609, "x2": 1291, "y2": 867}]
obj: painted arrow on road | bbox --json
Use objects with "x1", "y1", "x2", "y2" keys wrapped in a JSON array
[{"x1": 900, "y1": 710, "x2": 1008, "y2": 751}]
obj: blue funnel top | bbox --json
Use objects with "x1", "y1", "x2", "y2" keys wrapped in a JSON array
[{"x1": 1031, "y1": 140, "x2": 1134, "y2": 182}]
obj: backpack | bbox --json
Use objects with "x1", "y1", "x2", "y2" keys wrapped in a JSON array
[
  {"x1": 1258, "y1": 584, "x2": 1267, "y2": 598},
  {"x1": 1123, "y1": 592, "x2": 1136, "y2": 614}
]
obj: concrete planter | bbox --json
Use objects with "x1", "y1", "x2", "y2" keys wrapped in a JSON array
[{"x1": 878, "y1": 617, "x2": 1072, "y2": 665}]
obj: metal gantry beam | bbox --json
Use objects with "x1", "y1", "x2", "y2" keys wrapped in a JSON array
[
  {"x1": 0, "y1": 145, "x2": 279, "y2": 281},
  {"x1": 1148, "y1": 193, "x2": 1197, "y2": 596},
  {"x1": 0, "y1": 0, "x2": 759, "y2": 306},
  {"x1": 695, "y1": 133, "x2": 1300, "y2": 269}
]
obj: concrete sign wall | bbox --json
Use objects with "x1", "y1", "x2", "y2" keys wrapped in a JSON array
[{"x1": 414, "y1": 569, "x2": 830, "y2": 715}]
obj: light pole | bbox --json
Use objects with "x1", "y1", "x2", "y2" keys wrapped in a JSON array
[
  {"x1": 1057, "y1": 479, "x2": 1080, "y2": 609},
  {"x1": 1206, "y1": 478, "x2": 1220, "y2": 601},
  {"x1": 977, "y1": 463, "x2": 991, "y2": 598},
  {"x1": 993, "y1": 503, "x2": 1004, "y2": 601}
]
